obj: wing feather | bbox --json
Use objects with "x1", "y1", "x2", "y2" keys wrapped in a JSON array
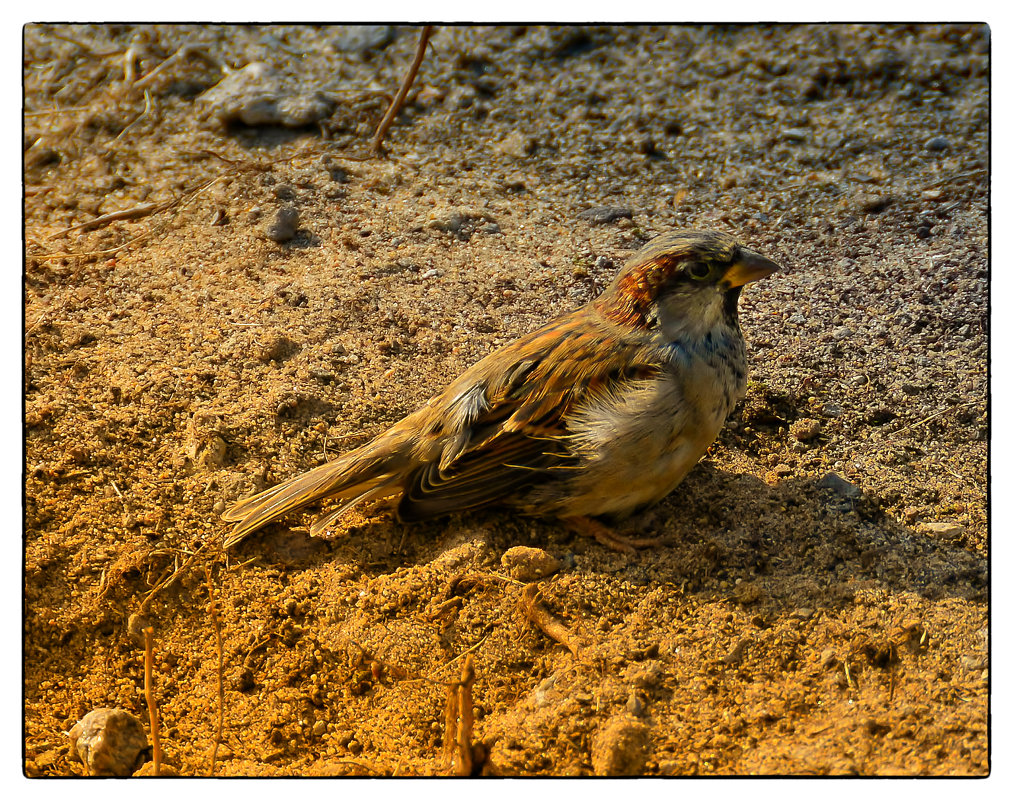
[{"x1": 397, "y1": 313, "x2": 662, "y2": 520}]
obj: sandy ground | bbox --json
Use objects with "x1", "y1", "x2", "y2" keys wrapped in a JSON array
[{"x1": 24, "y1": 23, "x2": 987, "y2": 776}]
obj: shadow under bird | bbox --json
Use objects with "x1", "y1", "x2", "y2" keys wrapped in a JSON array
[{"x1": 223, "y1": 230, "x2": 779, "y2": 551}]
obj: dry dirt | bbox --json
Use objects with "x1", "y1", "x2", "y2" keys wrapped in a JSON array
[{"x1": 23, "y1": 23, "x2": 988, "y2": 777}]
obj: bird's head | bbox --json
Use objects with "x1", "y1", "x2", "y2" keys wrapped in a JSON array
[{"x1": 594, "y1": 230, "x2": 780, "y2": 340}]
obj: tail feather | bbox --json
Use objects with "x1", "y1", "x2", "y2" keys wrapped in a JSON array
[
  {"x1": 223, "y1": 449, "x2": 405, "y2": 547},
  {"x1": 307, "y1": 477, "x2": 401, "y2": 538}
]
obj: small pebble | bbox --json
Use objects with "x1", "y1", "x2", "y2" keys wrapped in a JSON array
[
  {"x1": 925, "y1": 136, "x2": 951, "y2": 152},
  {"x1": 126, "y1": 613, "x2": 153, "y2": 648},
  {"x1": 790, "y1": 418, "x2": 822, "y2": 442},
  {"x1": 134, "y1": 762, "x2": 179, "y2": 776},
  {"x1": 496, "y1": 130, "x2": 535, "y2": 159},
  {"x1": 501, "y1": 546, "x2": 562, "y2": 582},
  {"x1": 266, "y1": 206, "x2": 299, "y2": 242},
  {"x1": 818, "y1": 472, "x2": 862, "y2": 498},
  {"x1": 69, "y1": 708, "x2": 148, "y2": 776},
  {"x1": 577, "y1": 205, "x2": 634, "y2": 225},
  {"x1": 917, "y1": 521, "x2": 965, "y2": 541},
  {"x1": 532, "y1": 675, "x2": 558, "y2": 706},
  {"x1": 857, "y1": 193, "x2": 892, "y2": 214},
  {"x1": 200, "y1": 62, "x2": 336, "y2": 127},
  {"x1": 626, "y1": 693, "x2": 646, "y2": 716},
  {"x1": 591, "y1": 717, "x2": 651, "y2": 776},
  {"x1": 627, "y1": 661, "x2": 664, "y2": 689},
  {"x1": 257, "y1": 334, "x2": 299, "y2": 363},
  {"x1": 820, "y1": 647, "x2": 837, "y2": 668},
  {"x1": 332, "y1": 25, "x2": 395, "y2": 53}
]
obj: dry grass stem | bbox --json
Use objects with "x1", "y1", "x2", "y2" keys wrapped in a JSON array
[
  {"x1": 205, "y1": 565, "x2": 225, "y2": 776},
  {"x1": 519, "y1": 584, "x2": 583, "y2": 656},
  {"x1": 143, "y1": 626, "x2": 162, "y2": 776},
  {"x1": 443, "y1": 654, "x2": 476, "y2": 776},
  {"x1": 371, "y1": 25, "x2": 434, "y2": 154}
]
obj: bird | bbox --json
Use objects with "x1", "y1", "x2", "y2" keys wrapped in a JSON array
[{"x1": 223, "y1": 230, "x2": 779, "y2": 551}]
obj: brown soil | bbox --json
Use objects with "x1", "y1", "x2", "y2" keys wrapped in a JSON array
[{"x1": 24, "y1": 23, "x2": 988, "y2": 777}]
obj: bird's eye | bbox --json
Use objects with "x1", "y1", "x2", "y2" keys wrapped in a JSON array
[{"x1": 686, "y1": 261, "x2": 712, "y2": 281}]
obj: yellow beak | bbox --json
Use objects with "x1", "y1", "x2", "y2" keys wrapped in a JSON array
[{"x1": 722, "y1": 248, "x2": 780, "y2": 289}]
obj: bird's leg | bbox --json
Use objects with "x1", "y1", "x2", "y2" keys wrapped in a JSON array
[{"x1": 561, "y1": 516, "x2": 669, "y2": 554}]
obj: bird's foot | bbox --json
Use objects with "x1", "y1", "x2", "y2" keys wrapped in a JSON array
[{"x1": 561, "y1": 516, "x2": 669, "y2": 554}]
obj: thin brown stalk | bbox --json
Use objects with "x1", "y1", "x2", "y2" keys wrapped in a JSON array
[
  {"x1": 443, "y1": 654, "x2": 476, "y2": 775},
  {"x1": 143, "y1": 627, "x2": 162, "y2": 776},
  {"x1": 371, "y1": 25, "x2": 433, "y2": 154},
  {"x1": 205, "y1": 565, "x2": 225, "y2": 776},
  {"x1": 47, "y1": 200, "x2": 173, "y2": 239},
  {"x1": 519, "y1": 583, "x2": 583, "y2": 656}
]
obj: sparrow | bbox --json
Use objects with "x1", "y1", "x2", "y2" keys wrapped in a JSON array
[{"x1": 223, "y1": 230, "x2": 779, "y2": 551}]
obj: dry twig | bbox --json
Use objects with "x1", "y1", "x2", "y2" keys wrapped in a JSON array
[
  {"x1": 519, "y1": 583, "x2": 583, "y2": 656},
  {"x1": 886, "y1": 400, "x2": 979, "y2": 438},
  {"x1": 443, "y1": 654, "x2": 476, "y2": 776},
  {"x1": 371, "y1": 25, "x2": 433, "y2": 154},
  {"x1": 132, "y1": 42, "x2": 221, "y2": 90},
  {"x1": 205, "y1": 565, "x2": 225, "y2": 776},
  {"x1": 143, "y1": 627, "x2": 163, "y2": 776},
  {"x1": 47, "y1": 199, "x2": 175, "y2": 239},
  {"x1": 139, "y1": 541, "x2": 210, "y2": 615},
  {"x1": 35, "y1": 175, "x2": 223, "y2": 262}
]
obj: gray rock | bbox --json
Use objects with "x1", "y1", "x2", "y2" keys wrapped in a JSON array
[
  {"x1": 817, "y1": 472, "x2": 862, "y2": 498},
  {"x1": 626, "y1": 693, "x2": 646, "y2": 716},
  {"x1": 69, "y1": 708, "x2": 148, "y2": 776},
  {"x1": 917, "y1": 521, "x2": 965, "y2": 540},
  {"x1": 200, "y1": 62, "x2": 336, "y2": 128},
  {"x1": 501, "y1": 546, "x2": 562, "y2": 582},
  {"x1": 266, "y1": 206, "x2": 300, "y2": 242},
  {"x1": 591, "y1": 717, "x2": 651, "y2": 776},
  {"x1": 332, "y1": 25, "x2": 395, "y2": 54},
  {"x1": 790, "y1": 418, "x2": 822, "y2": 442},
  {"x1": 577, "y1": 205, "x2": 633, "y2": 224}
]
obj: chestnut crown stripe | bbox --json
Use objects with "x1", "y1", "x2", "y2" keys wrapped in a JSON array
[{"x1": 595, "y1": 253, "x2": 691, "y2": 328}]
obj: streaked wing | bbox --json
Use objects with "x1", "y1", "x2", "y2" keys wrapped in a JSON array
[{"x1": 397, "y1": 310, "x2": 660, "y2": 519}]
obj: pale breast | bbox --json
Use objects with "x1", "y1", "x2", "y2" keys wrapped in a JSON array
[{"x1": 524, "y1": 326, "x2": 747, "y2": 519}]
